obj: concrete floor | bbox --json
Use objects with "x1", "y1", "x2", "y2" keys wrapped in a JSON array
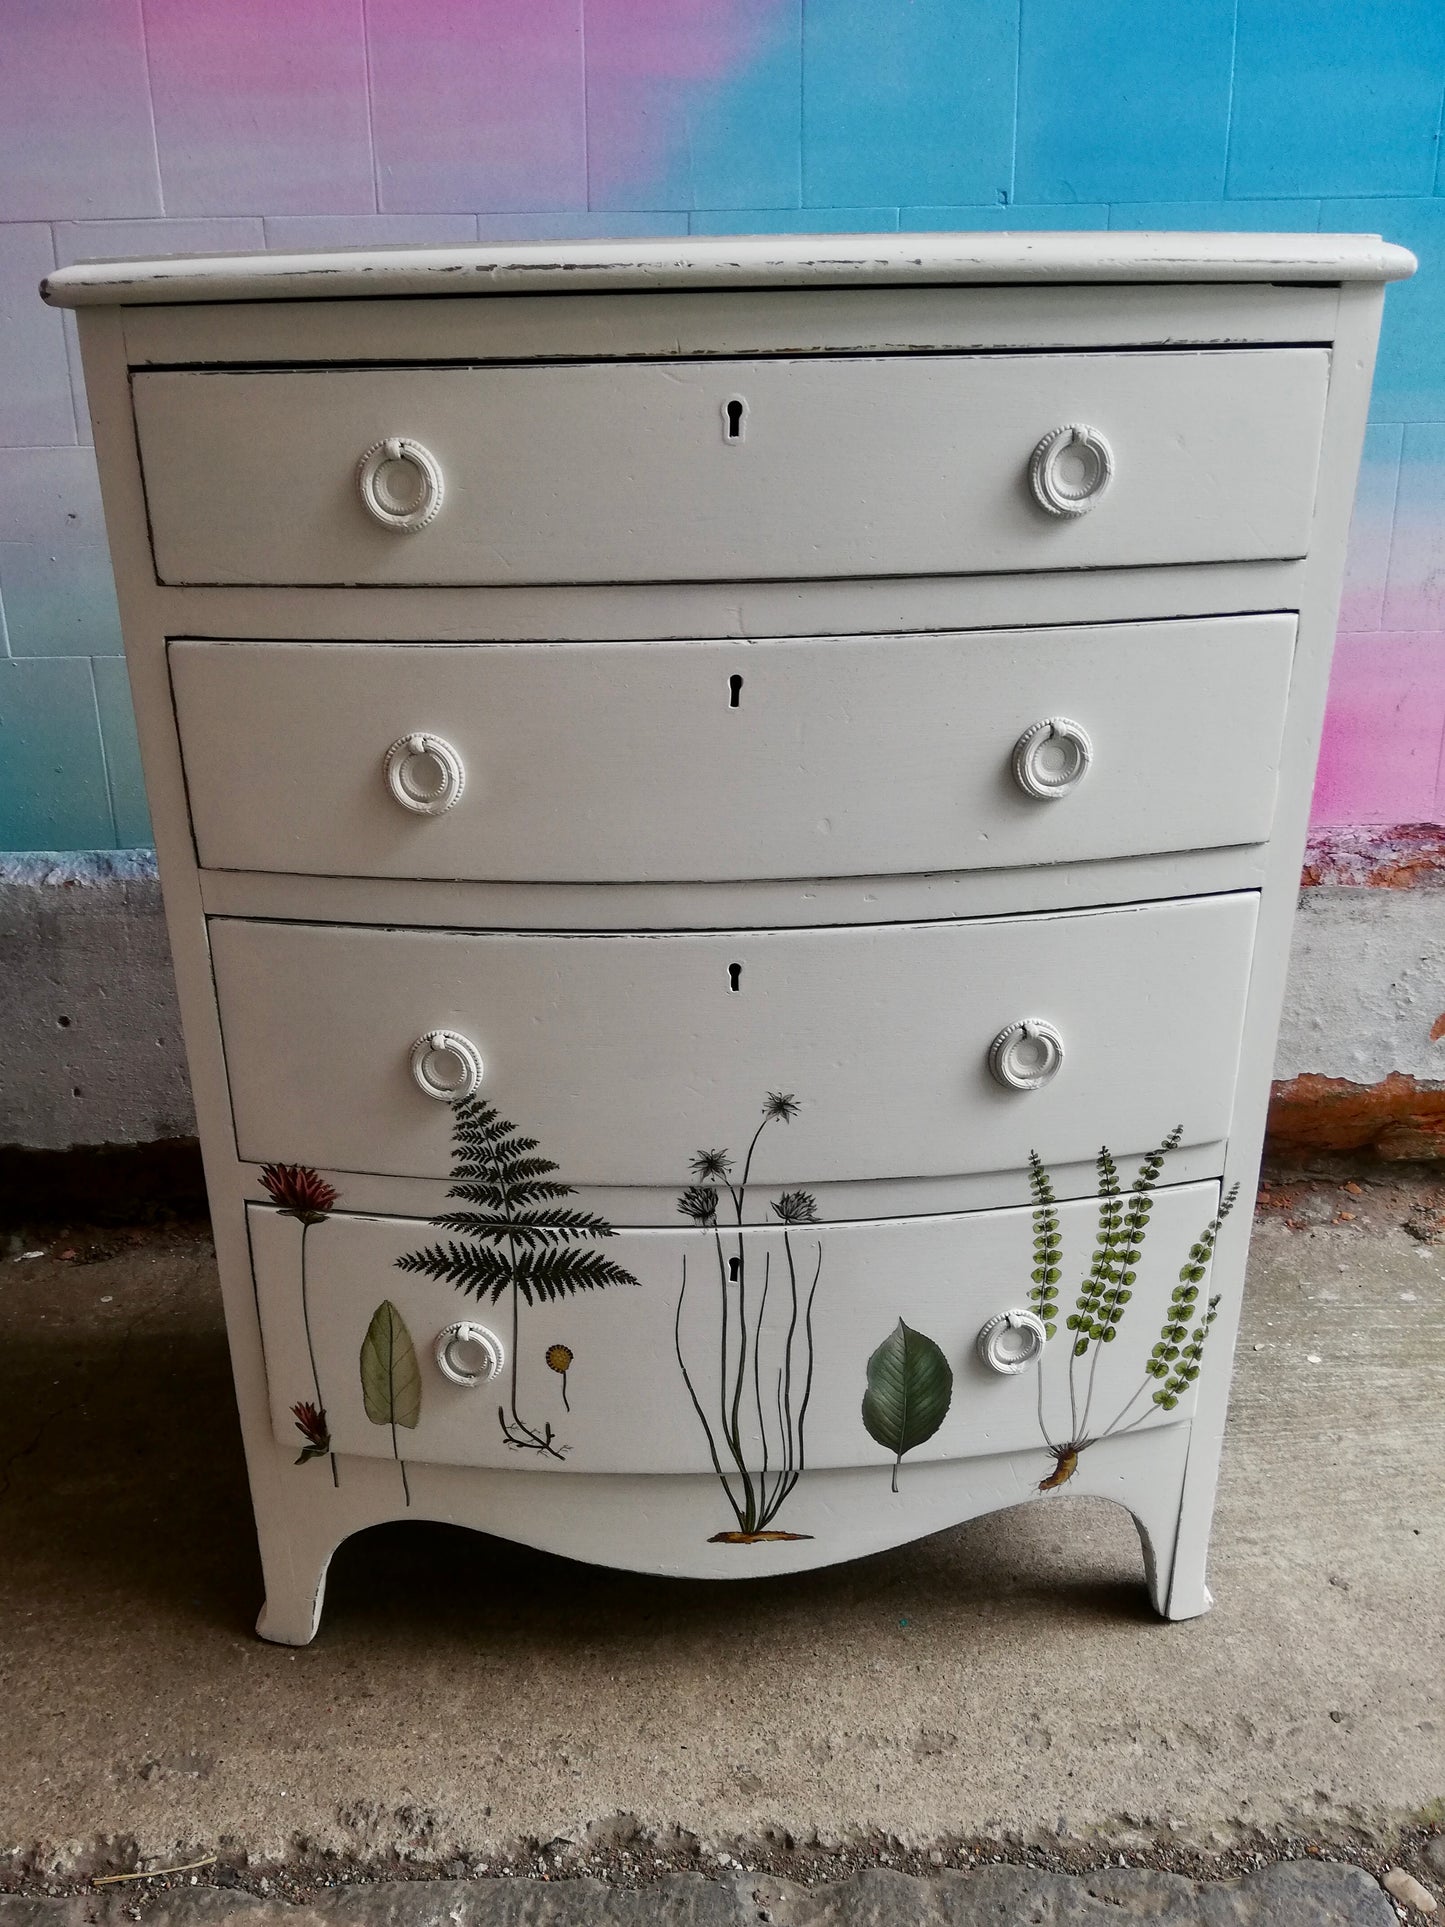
[{"x1": 1, "y1": 1173, "x2": 1441, "y2": 1880}]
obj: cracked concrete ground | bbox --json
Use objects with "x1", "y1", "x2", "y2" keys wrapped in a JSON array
[
  {"x1": 0, "y1": 1168, "x2": 1441, "y2": 1899},
  {"x1": 0, "y1": 1861, "x2": 1432, "y2": 1926}
]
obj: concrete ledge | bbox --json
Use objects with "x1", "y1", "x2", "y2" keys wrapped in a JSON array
[
  {"x1": 0, "y1": 1864, "x2": 1404, "y2": 1926},
  {"x1": 0, "y1": 852, "x2": 192, "y2": 1153}
]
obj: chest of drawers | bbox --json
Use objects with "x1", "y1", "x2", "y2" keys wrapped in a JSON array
[{"x1": 47, "y1": 233, "x2": 1412, "y2": 1644}]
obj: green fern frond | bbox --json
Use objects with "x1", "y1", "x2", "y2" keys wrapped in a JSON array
[
  {"x1": 431, "y1": 1206, "x2": 619, "y2": 1245},
  {"x1": 507, "y1": 1247, "x2": 642, "y2": 1305},
  {"x1": 395, "y1": 1239, "x2": 513, "y2": 1300},
  {"x1": 396, "y1": 1093, "x2": 641, "y2": 1305},
  {"x1": 446, "y1": 1178, "x2": 577, "y2": 1209},
  {"x1": 1027, "y1": 1148, "x2": 1063, "y2": 1337}
]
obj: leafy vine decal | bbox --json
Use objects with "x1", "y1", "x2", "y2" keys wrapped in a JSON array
[
  {"x1": 1027, "y1": 1131, "x2": 1238, "y2": 1489},
  {"x1": 674, "y1": 1092, "x2": 825, "y2": 1542},
  {"x1": 395, "y1": 1096, "x2": 640, "y2": 1459}
]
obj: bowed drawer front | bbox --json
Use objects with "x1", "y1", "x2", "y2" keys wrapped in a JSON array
[
  {"x1": 251, "y1": 1185, "x2": 1223, "y2": 1478},
  {"x1": 132, "y1": 349, "x2": 1328, "y2": 585},
  {"x1": 209, "y1": 894, "x2": 1257, "y2": 1184},
  {"x1": 171, "y1": 616, "x2": 1295, "y2": 883}
]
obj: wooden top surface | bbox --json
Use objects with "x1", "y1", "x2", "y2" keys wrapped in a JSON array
[{"x1": 43, "y1": 231, "x2": 1416, "y2": 307}]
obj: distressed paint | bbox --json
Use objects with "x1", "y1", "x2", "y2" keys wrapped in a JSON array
[{"x1": 0, "y1": 2, "x2": 1441, "y2": 853}]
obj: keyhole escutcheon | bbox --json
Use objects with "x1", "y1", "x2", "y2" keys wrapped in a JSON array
[
  {"x1": 728, "y1": 962, "x2": 743, "y2": 993},
  {"x1": 728, "y1": 673, "x2": 743, "y2": 709},
  {"x1": 723, "y1": 396, "x2": 748, "y2": 443}
]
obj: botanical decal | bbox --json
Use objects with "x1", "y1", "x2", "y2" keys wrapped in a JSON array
[
  {"x1": 861, "y1": 1318, "x2": 954, "y2": 1492},
  {"x1": 259, "y1": 1163, "x2": 340, "y2": 1486},
  {"x1": 396, "y1": 1095, "x2": 640, "y2": 1460},
  {"x1": 545, "y1": 1343, "x2": 574, "y2": 1412},
  {"x1": 674, "y1": 1092, "x2": 824, "y2": 1542},
  {"x1": 1027, "y1": 1131, "x2": 1238, "y2": 1489},
  {"x1": 360, "y1": 1298, "x2": 421, "y2": 1505}
]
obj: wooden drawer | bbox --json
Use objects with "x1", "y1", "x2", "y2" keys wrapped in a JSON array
[
  {"x1": 133, "y1": 350, "x2": 1328, "y2": 585},
  {"x1": 210, "y1": 894, "x2": 1256, "y2": 1185},
  {"x1": 172, "y1": 616, "x2": 1294, "y2": 884},
  {"x1": 251, "y1": 1182, "x2": 1222, "y2": 1486}
]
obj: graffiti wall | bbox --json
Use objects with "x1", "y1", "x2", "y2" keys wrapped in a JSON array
[{"x1": 2, "y1": 0, "x2": 1441, "y2": 848}]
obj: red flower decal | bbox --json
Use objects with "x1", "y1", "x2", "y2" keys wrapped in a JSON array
[
  {"x1": 291, "y1": 1399, "x2": 331, "y2": 1464},
  {"x1": 260, "y1": 1164, "x2": 338, "y2": 1224}
]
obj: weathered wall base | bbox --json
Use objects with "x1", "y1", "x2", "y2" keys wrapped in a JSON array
[
  {"x1": 4, "y1": 842, "x2": 1445, "y2": 1167},
  {"x1": 0, "y1": 853, "x2": 192, "y2": 1154}
]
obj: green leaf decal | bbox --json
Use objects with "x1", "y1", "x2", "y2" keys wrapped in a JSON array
[
  {"x1": 862, "y1": 1319, "x2": 953, "y2": 1493},
  {"x1": 360, "y1": 1299, "x2": 422, "y2": 1432}
]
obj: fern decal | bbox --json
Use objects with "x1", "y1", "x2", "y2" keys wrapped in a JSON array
[
  {"x1": 396, "y1": 1095, "x2": 639, "y2": 1458},
  {"x1": 1027, "y1": 1127, "x2": 1240, "y2": 1489}
]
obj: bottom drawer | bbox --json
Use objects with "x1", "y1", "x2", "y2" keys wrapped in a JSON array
[{"x1": 252, "y1": 1172, "x2": 1226, "y2": 1524}]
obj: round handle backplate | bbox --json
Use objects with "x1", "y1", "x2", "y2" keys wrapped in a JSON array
[
  {"x1": 988, "y1": 1018, "x2": 1065, "y2": 1092},
  {"x1": 1012, "y1": 717, "x2": 1093, "y2": 800},
  {"x1": 357, "y1": 436, "x2": 445, "y2": 532},
  {"x1": 976, "y1": 1309, "x2": 1049, "y2": 1375},
  {"x1": 409, "y1": 1029, "x2": 483, "y2": 1102},
  {"x1": 1029, "y1": 423, "x2": 1114, "y2": 517},
  {"x1": 384, "y1": 732, "x2": 465, "y2": 815},
  {"x1": 435, "y1": 1320, "x2": 505, "y2": 1388}
]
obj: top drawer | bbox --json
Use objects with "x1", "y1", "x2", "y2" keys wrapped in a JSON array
[{"x1": 132, "y1": 350, "x2": 1329, "y2": 586}]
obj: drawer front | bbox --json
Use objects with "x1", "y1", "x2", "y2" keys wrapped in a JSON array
[
  {"x1": 134, "y1": 350, "x2": 1328, "y2": 585},
  {"x1": 252, "y1": 1183, "x2": 1222, "y2": 1482},
  {"x1": 211, "y1": 894, "x2": 1257, "y2": 1184},
  {"x1": 172, "y1": 617, "x2": 1294, "y2": 884}
]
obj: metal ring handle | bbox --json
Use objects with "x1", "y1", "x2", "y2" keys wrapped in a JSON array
[
  {"x1": 435, "y1": 1321, "x2": 505, "y2": 1388},
  {"x1": 988, "y1": 1019, "x2": 1065, "y2": 1092},
  {"x1": 976, "y1": 1310, "x2": 1049, "y2": 1375},
  {"x1": 1029, "y1": 424, "x2": 1114, "y2": 517},
  {"x1": 1012, "y1": 717, "x2": 1093, "y2": 800},
  {"x1": 409, "y1": 1029, "x2": 483, "y2": 1102},
  {"x1": 357, "y1": 436, "x2": 445, "y2": 532},
  {"x1": 384, "y1": 732, "x2": 466, "y2": 816}
]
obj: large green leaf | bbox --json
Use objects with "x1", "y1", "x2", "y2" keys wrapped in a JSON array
[
  {"x1": 360, "y1": 1299, "x2": 422, "y2": 1431},
  {"x1": 862, "y1": 1319, "x2": 953, "y2": 1491}
]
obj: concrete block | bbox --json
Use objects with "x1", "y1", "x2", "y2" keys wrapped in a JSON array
[
  {"x1": 368, "y1": 0, "x2": 586, "y2": 213},
  {"x1": 1229, "y1": 0, "x2": 1445, "y2": 199},
  {"x1": 0, "y1": 854, "x2": 191, "y2": 1151},
  {"x1": 0, "y1": 661, "x2": 114, "y2": 851},
  {"x1": 145, "y1": 0, "x2": 374, "y2": 215},
  {"x1": 1015, "y1": 0, "x2": 1235, "y2": 204},
  {"x1": 588, "y1": 0, "x2": 802, "y2": 213}
]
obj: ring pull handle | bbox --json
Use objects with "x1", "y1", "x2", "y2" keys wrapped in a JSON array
[
  {"x1": 357, "y1": 436, "x2": 445, "y2": 532},
  {"x1": 976, "y1": 1310, "x2": 1049, "y2": 1375},
  {"x1": 409, "y1": 1029, "x2": 483, "y2": 1102},
  {"x1": 1029, "y1": 423, "x2": 1114, "y2": 517},
  {"x1": 384, "y1": 732, "x2": 466, "y2": 815},
  {"x1": 988, "y1": 1018, "x2": 1065, "y2": 1092},
  {"x1": 435, "y1": 1321, "x2": 505, "y2": 1388},
  {"x1": 1012, "y1": 717, "x2": 1093, "y2": 800}
]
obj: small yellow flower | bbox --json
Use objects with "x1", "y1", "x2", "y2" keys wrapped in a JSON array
[{"x1": 545, "y1": 1343, "x2": 574, "y2": 1412}]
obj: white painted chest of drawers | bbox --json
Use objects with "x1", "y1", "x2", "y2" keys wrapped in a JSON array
[{"x1": 47, "y1": 233, "x2": 1412, "y2": 1644}]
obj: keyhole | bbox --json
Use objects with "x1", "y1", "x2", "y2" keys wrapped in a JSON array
[
  {"x1": 728, "y1": 962, "x2": 743, "y2": 993},
  {"x1": 729, "y1": 673, "x2": 743, "y2": 709},
  {"x1": 723, "y1": 396, "x2": 747, "y2": 442},
  {"x1": 728, "y1": 1256, "x2": 741, "y2": 1282}
]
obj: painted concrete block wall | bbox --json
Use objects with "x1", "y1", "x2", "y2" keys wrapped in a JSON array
[{"x1": 1, "y1": 3, "x2": 1442, "y2": 850}]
